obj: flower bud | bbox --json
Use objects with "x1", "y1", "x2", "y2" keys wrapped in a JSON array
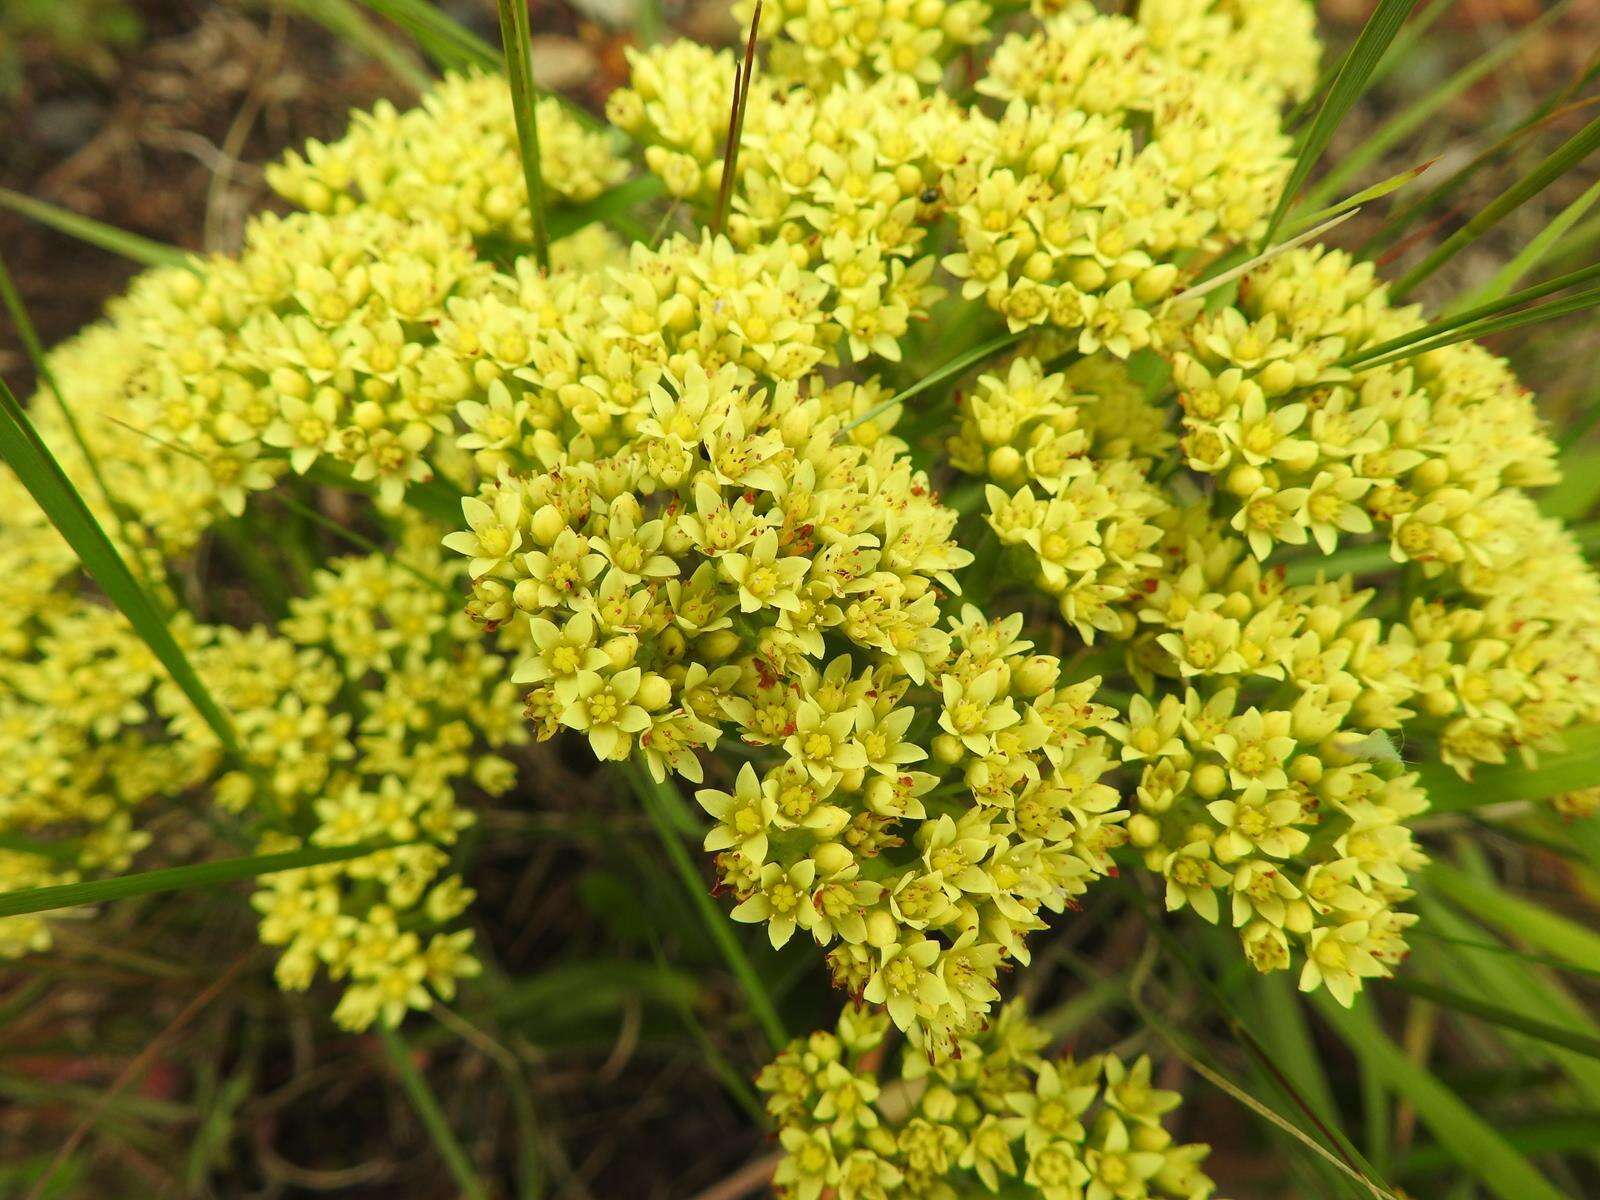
[
  {"x1": 636, "y1": 673, "x2": 672, "y2": 711},
  {"x1": 602, "y1": 634, "x2": 638, "y2": 669},
  {"x1": 1128, "y1": 813, "x2": 1162, "y2": 848},
  {"x1": 1191, "y1": 763, "x2": 1227, "y2": 798},
  {"x1": 812, "y1": 841, "x2": 854, "y2": 875},
  {"x1": 1013, "y1": 654, "x2": 1060, "y2": 696},
  {"x1": 698, "y1": 630, "x2": 743, "y2": 660},
  {"x1": 529, "y1": 504, "x2": 566, "y2": 546},
  {"x1": 865, "y1": 909, "x2": 899, "y2": 949}
]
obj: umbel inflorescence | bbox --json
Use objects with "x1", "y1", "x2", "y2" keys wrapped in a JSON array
[
  {"x1": 3, "y1": 0, "x2": 1598, "y2": 1116},
  {"x1": 759, "y1": 1001, "x2": 1220, "y2": 1200}
]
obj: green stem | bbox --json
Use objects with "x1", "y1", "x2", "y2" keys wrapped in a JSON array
[
  {"x1": 496, "y1": 0, "x2": 551, "y2": 270},
  {"x1": 624, "y1": 758, "x2": 787, "y2": 1050},
  {"x1": 0, "y1": 843, "x2": 397, "y2": 919},
  {"x1": 379, "y1": 1025, "x2": 490, "y2": 1200}
]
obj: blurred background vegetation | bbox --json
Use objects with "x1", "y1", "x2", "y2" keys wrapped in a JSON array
[{"x1": 1, "y1": 2, "x2": 1598, "y2": 1198}]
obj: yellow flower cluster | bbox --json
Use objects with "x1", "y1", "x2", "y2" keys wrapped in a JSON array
[
  {"x1": 267, "y1": 71, "x2": 629, "y2": 242},
  {"x1": 943, "y1": 3, "x2": 1298, "y2": 354},
  {"x1": 248, "y1": 543, "x2": 526, "y2": 1028},
  {"x1": 0, "y1": 452, "x2": 521, "y2": 1025},
  {"x1": 736, "y1": 0, "x2": 993, "y2": 86},
  {"x1": 19, "y1": 114, "x2": 624, "y2": 565},
  {"x1": 6, "y1": 0, "x2": 1597, "y2": 1071},
  {"x1": 439, "y1": 230, "x2": 1129, "y2": 1046},
  {"x1": 1136, "y1": 0, "x2": 1320, "y2": 104},
  {"x1": 1174, "y1": 246, "x2": 1597, "y2": 774},
  {"x1": 608, "y1": 41, "x2": 962, "y2": 365},
  {"x1": 759, "y1": 1001, "x2": 1218, "y2": 1200}
]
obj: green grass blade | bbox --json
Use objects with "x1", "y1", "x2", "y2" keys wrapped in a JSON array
[
  {"x1": 635, "y1": 0, "x2": 664, "y2": 44},
  {"x1": 1289, "y1": 161, "x2": 1436, "y2": 237},
  {"x1": 547, "y1": 176, "x2": 665, "y2": 242},
  {"x1": 1414, "y1": 722, "x2": 1600, "y2": 810},
  {"x1": 0, "y1": 843, "x2": 395, "y2": 918},
  {"x1": 1300, "y1": 1, "x2": 1572, "y2": 214},
  {"x1": 1314, "y1": 995, "x2": 1573, "y2": 1200},
  {"x1": 350, "y1": 0, "x2": 498, "y2": 71},
  {"x1": 1264, "y1": 0, "x2": 1422, "y2": 246},
  {"x1": 713, "y1": 1, "x2": 762, "y2": 236},
  {"x1": 0, "y1": 187, "x2": 190, "y2": 270},
  {"x1": 495, "y1": 0, "x2": 550, "y2": 271},
  {"x1": 1394, "y1": 110, "x2": 1600, "y2": 297},
  {"x1": 1354, "y1": 283, "x2": 1600, "y2": 370},
  {"x1": 1343, "y1": 260, "x2": 1600, "y2": 367},
  {"x1": 842, "y1": 329, "x2": 1025, "y2": 435},
  {"x1": 1391, "y1": 976, "x2": 1600, "y2": 1063},
  {"x1": 1119, "y1": 881, "x2": 1390, "y2": 1193},
  {"x1": 0, "y1": 374, "x2": 245, "y2": 761},
  {"x1": 1452, "y1": 175, "x2": 1600, "y2": 312},
  {"x1": 1286, "y1": 0, "x2": 1451, "y2": 131},
  {"x1": 1417, "y1": 897, "x2": 1600, "y2": 1106},
  {"x1": 623, "y1": 759, "x2": 787, "y2": 1050},
  {"x1": 1215, "y1": 942, "x2": 1359, "y2": 1195},
  {"x1": 0, "y1": 249, "x2": 128, "y2": 537},
  {"x1": 378, "y1": 1026, "x2": 490, "y2": 1200},
  {"x1": 1425, "y1": 861, "x2": 1600, "y2": 969},
  {"x1": 1129, "y1": 990, "x2": 1399, "y2": 1199},
  {"x1": 1551, "y1": 207, "x2": 1600, "y2": 265},
  {"x1": 278, "y1": 0, "x2": 431, "y2": 91},
  {"x1": 1186, "y1": 211, "x2": 1359, "y2": 301},
  {"x1": 1399, "y1": 1113, "x2": 1600, "y2": 1176},
  {"x1": 1409, "y1": 929, "x2": 1600, "y2": 982}
]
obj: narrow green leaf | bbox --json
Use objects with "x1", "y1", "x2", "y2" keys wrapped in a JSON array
[
  {"x1": 1426, "y1": 861, "x2": 1600, "y2": 970},
  {"x1": 0, "y1": 843, "x2": 395, "y2": 918},
  {"x1": 277, "y1": 0, "x2": 432, "y2": 91},
  {"x1": 1541, "y1": 447, "x2": 1600, "y2": 517},
  {"x1": 1343, "y1": 261, "x2": 1600, "y2": 368},
  {"x1": 1551, "y1": 206, "x2": 1600, "y2": 265},
  {"x1": 1314, "y1": 995, "x2": 1573, "y2": 1200},
  {"x1": 1409, "y1": 928, "x2": 1600, "y2": 982},
  {"x1": 1285, "y1": 0, "x2": 1451, "y2": 132},
  {"x1": 1289, "y1": 161, "x2": 1436, "y2": 237},
  {"x1": 1185, "y1": 211, "x2": 1359, "y2": 301},
  {"x1": 1399, "y1": 1113, "x2": 1600, "y2": 1176},
  {"x1": 713, "y1": 0, "x2": 763, "y2": 236},
  {"x1": 1414, "y1": 721, "x2": 1600, "y2": 810},
  {"x1": 842, "y1": 329, "x2": 1026, "y2": 435},
  {"x1": 1391, "y1": 976, "x2": 1600, "y2": 1063},
  {"x1": 635, "y1": 0, "x2": 664, "y2": 44},
  {"x1": 1125, "y1": 986, "x2": 1399, "y2": 1199},
  {"x1": 1300, "y1": 1, "x2": 1572, "y2": 214},
  {"x1": 1264, "y1": 0, "x2": 1423, "y2": 246},
  {"x1": 1395, "y1": 110, "x2": 1600, "y2": 297},
  {"x1": 379, "y1": 1026, "x2": 490, "y2": 1200},
  {"x1": 1355, "y1": 283, "x2": 1600, "y2": 370},
  {"x1": 547, "y1": 176, "x2": 666, "y2": 242},
  {"x1": 1213, "y1": 940, "x2": 1359, "y2": 1196},
  {"x1": 0, "y1": 187, "x2": 191, "y2": 270},
  {"x1": 490, "y1": 959, "x2": 701, "y2": 1028},
  {"x1": 1281, "y1": 538, "x2": 1395, "y2": 585},
  {"x1": 1454, "y1": 175, "x2": 1600, "y2": 312},
  {"x1": 1417, "y1": 897, "x2": 1600, "y2": 1106},
  {"x1": 1118, "y1": 880, "x2": 1390, "y2": 1194},
  {"x1": 0, "y1": 249, "x2": 131, "y2": 549},
  {"x1": 624, "y1": 758, "x2": 787, "y2": 1050},
  {"x1": 495, "y1": 0, "x2": 551, "y2": 271},
  {"x1": 0, "y1": 832, "x2": 79, "y2": 862},
  {"x1": 350, "y1": 0, "x2": 498, "y2": 71},
  {"x1": 0, "y1": 375, "x2": 245, "y2": 761}
]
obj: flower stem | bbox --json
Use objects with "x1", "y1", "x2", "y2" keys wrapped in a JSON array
[{"x1": 625, "y1": 757, "x2": 787, "y2": 1050}]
